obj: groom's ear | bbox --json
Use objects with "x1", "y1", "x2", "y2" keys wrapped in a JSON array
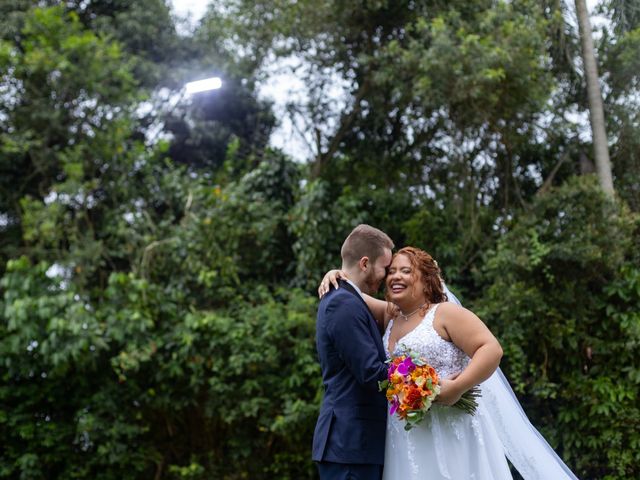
[{"x1": 358, "y1": 256, "x2": 370, "y2": 272}]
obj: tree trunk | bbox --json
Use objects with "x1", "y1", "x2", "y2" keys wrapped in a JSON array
[{"x1": 575, "y1": 0, "x2": 615, "y2": 197}]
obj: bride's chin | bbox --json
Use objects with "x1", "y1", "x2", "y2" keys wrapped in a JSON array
[{"x1": 387, "y1": 292, "x2": 404, "y2": 303}]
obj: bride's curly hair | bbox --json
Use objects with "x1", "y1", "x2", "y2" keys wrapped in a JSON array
[{"x1": 386, "y1": 247, "x2": 448, "y2": 305}]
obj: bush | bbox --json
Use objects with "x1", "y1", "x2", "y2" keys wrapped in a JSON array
[
  {"x1": 476, "y1": 177, "x2": 640, "y2": 479},
  {"x1": 1, "y1": 258, "x2": 320, "y2": 479}
]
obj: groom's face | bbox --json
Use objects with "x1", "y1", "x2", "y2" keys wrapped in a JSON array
[{"x1": 363, "y1": 248, "x2": 393, "y2": 294}]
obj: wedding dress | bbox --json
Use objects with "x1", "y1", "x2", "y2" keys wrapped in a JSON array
[{"x1": 382, "y1": 302, "x2": 579, "y2": 480}]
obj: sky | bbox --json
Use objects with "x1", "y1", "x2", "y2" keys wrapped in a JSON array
[{"x1": 170, "y1": 0, "x2": 209, "y2": 27}]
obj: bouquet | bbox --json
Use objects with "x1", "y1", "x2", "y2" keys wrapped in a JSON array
[{"x1": 378, "y1": 350, "x2": 481, "y2": 431}]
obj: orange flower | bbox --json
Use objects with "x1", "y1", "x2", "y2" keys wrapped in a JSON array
[{"x1": 404, "y1": 385, "x2": 423, "y2": 409}]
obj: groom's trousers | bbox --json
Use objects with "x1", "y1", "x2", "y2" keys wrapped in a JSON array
[{"x1": 316, "y1": 461, "x2": 383, "y2": 480}]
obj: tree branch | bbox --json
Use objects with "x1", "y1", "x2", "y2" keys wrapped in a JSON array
[
  {"x1": 311, "y1": 79, "x2": 370, "y2": 178},
  {"x1": 536, "y1": 153, "x2": 569, "y2": 196}
]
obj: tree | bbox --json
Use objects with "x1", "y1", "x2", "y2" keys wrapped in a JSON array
[
  {"x1": 575, "y1": 0, "x2": 615, "y2": 196},
  {"x1": 0, "y1": 6, "x2": 137, "y2": 272},
  {"x1": 2, "y1": 2, "x2": 640, "y2": 478},
  {"x1": 599, "y1": 1, "x2": 640, "y2": 210},
  {"x1": 1, "y1": 8, "x2": 316, "y2": 479},
  {"x1": 217, "y1": 0, "x2": 561, "y2": 288}
]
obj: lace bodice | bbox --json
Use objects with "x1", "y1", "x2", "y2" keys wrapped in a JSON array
[{"x1": 383, "y1": 303, "x2": 469, "y2": 379}]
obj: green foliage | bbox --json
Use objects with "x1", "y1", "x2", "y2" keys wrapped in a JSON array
[
  {"x1": 383, "y1": 0, "x2": 552, "y2": 129},
  {"x1": 476, "y1": 177, "x2": 640, "y2": 479},
  {"x1": 401, "y1": 201, "x2": 498, "y2": 294},
  {"x1": 1, "y1": 8, "x2": 318, "y2": 478},
  {"x1": 601, "y1": 25, "x2": 640, "y2": 210},
  {"x1": 138, "y1": 152, "x2": 301, "y2": 304},
  {"x1": 290, "y1": 180, "x2": 366, "y2": 289},
  {"x1": 1, "y1": 258, "x2": 320, "y2": 479},
  {"x1": 0, "y1": 5, "x2": 138, "y2": 269},
  {"x1": 290, "y1": 181, "x2": 419, "y2": 290},
  {"x1": 2, "y1": 1, "x2": 640, "y2": 479}
]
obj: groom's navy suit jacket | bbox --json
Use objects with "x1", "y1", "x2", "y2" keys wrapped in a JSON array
[{"x1": 312, "y1": 280, "x2": 388, "y2": 465}]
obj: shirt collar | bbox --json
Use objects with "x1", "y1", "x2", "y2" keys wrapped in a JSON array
[{"x1": 345, "y1": 279, "x2": 365, "y2": 300}]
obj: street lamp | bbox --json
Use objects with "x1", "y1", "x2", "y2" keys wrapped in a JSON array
[
  {"x1": 144, "y1": 77, "x2": 223, "y2": 144},
  {"x1": 185, "y1": 76, "x2": 222, "y2": 95}
]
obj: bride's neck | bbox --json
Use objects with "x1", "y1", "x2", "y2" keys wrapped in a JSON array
[{"x1": 396, "y1": 297, "x2": 429, "y2": 315}]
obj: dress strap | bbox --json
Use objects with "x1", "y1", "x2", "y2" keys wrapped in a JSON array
[{"x1": 424, "y1": 303, "x2": 440, "y2": 323}]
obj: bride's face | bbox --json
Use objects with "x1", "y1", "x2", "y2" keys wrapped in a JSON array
[{"x1": 386, "y1": 253, "x2": 427, "y2": 306}]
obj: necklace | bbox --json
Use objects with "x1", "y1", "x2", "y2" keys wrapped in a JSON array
[{"x1": 398, "y1": 302, "x2": 428, "y2": 322}]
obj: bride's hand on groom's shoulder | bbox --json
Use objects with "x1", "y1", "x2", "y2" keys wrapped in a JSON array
[{"x1": 318, "y1": 269, "x2": 349, "y2": 298}]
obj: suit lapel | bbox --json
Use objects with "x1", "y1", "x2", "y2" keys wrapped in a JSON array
[{"x1": 338, "y1": 280, "x2": 386, "y2": 358}]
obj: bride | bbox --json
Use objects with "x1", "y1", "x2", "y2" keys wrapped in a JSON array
[{"x1": 320, "y1": 246, "x2": 579, "y2": 480}]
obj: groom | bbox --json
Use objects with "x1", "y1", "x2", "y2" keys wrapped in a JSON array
[{"x1": 312, "y1": 224, "x2": 394, "y2": 480}]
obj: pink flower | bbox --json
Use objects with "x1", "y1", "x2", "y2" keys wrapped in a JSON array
[
  {"x1": 396, "y1": 357, "x2": 415, "y2": 375},
  {"x1": 390, "y1": 399, "x2": 400, "y2": 416}
]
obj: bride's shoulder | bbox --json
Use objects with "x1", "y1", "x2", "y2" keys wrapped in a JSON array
[
  {"x1": 433, "y1": 301, "x2": 468, "y2": 320},
  {"x1": 435, "y1": 301, "x2": 465, "y2": 311}
]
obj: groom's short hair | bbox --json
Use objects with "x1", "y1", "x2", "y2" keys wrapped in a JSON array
[{"x1": 341, "y1": 224, "x2": 394, "y2": 267}]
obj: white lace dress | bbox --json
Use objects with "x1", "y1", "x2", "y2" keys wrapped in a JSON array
[{"x1": 382, "y1": 303, "x2": 513, "y2": 480}]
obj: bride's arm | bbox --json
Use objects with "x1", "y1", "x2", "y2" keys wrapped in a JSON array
[
  {"x1": 434, "y1": 302, "x2": 503, "y2": 405},
  {"x1": 318, "y1": 270, "x2": 395, "y2": 328}
]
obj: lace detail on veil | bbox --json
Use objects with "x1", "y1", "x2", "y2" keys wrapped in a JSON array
[{"x1": 479, "y1": 369, "x2": 579, "y2": 480}]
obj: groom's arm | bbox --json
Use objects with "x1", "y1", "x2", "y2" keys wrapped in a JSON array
[{"x1": 323, "y1": 297, "x2": 387, "y2": 390}]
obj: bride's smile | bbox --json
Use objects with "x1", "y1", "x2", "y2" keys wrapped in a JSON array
[{"x1": 386, "y1": 255, "x2": 426, "y2": 309}]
